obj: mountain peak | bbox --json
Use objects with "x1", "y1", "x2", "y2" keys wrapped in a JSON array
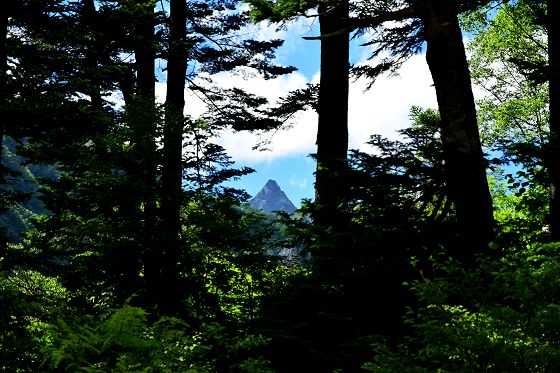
[
  {"x1": 249, "y1": 179, "x2": 296, "y2": 214},
  {"x1": 264, "y1": 179, "x2": 280, "y2": 189}
]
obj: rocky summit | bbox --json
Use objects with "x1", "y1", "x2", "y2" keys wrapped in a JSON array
[{"x1": 249, "y1": 179, "x2": 297, "y2": 214}]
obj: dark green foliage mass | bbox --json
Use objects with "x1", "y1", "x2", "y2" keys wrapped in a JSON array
[
  {"x1": 2, "y1": 0, "x2": 560, "y2": 372},
  {"x1": 1, "y1": 137, "x2": 53, "y2": 242}
]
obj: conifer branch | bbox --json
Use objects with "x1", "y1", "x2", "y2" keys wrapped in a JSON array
[{"x1": 301, "y1": 6, "x2": 417, "y2": 40}]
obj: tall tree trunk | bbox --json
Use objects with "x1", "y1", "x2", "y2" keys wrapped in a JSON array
[
  {"x1": 315, "y1": 0, "x2": 350, "y2": 229},
  {"x1": 81, "y1": 0, "x2": 103, "y2": 110},
  {"x1": 1, "y1": 6, "x2": 7, "y2": 173},
  {"x1": 159, "y1": 0, "x2": 188, "y2": 314},
  {"x1": 82, "y1": 0, "x2": 143, "y2": 303},
  {"x1": 548, "y1": 0, "x2": 560, "y2": 240},
  {"x1": 421, "y1": 0, "x2": 494, "y2": 258},
  {"x1": 127, "y1": 1, "x2": 160, "y2": 311},
  {"x1": 130, "y1": 3, "x2": 157, "y2": 217},
  {"x1": 1, "y1": 4, "x2": 8, "y2": 248}
]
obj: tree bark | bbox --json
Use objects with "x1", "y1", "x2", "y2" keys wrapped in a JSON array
[
  {"x1": 315, "y1": 0, "x2": 350, "y2": 228},
  {"x1": 1, "y1": 6, "x2": 7, "y2": 171},
  {"x1": 126, "y1": 1, "x2": 160, "y2": 311},
  {"x1": 159, "y1": 0, "x2": 189, "y2": 314},
  {"x1": 421, "y1": 0, "x2": 494, "y2": 256},
  {"x1": 81, "y1": 0, "x2": 103, "y2": 110},
  {"x1": 548, "y1": 0, "x2": 560, "y2": 240},
  {"x1": 1, "y1": 3, "x2": 8, "y2": 241}
]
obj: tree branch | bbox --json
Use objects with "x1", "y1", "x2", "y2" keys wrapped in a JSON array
[
  {"x1": 350, "y1": 6, "x2": 417, "y2": 29},
  {"x1": 301, "y1": 6, "x2": 417, "y2": 40}
]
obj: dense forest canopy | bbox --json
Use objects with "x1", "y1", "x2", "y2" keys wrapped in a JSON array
[{"x1": 2, "y1": 0, "x2": 560, "y2": 371}]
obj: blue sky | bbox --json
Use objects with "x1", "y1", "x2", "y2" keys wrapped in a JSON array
[
  {"x1": 178, "y1": 18, "x2": 439, "y2": 207},
  {"x1": 212, "y1": 18, "x2": 440, "y2": 207},
  {"x1": 222, "y1": 20, "x2": 321, "y2": 205}
]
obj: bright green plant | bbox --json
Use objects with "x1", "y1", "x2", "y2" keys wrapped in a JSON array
[
  {"x1": 0, "y1": 264, "x2": 69, "y2": 372},
  {"x1": 362, "y1": 242, "x2": 560, "y2": 372},
  {"x1": 44, "y1": 305, "x2": 273, "y2": 372}
]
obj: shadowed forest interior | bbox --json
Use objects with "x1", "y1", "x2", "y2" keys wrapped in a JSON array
[{"x1": 2, "y1": 0, "x2": 560, "y2": 371}]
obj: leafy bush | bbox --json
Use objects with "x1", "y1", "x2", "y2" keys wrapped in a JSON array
[
  {"x1": 363, "y1": 243, "x2": 560, "y2": 372},
  {"x1": 0, "y1": 266, "x2": 68, "y2": 372},
  {"x1": 44, "y1": 305, "x2": 272, "y2": 372}
]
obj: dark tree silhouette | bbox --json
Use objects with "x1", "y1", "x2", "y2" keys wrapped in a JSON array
[
  {"x1": 420, "y1": 0, "x2": 494, "y2": 254},
  {"x1": 314, "y1": 0, "x2": 351, "y2": 229},
  {"x1": 548, "y1": 0, "x2": 560, "y2": 240}
]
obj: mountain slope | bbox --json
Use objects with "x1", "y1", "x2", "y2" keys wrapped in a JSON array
[
  {"x1": 249, "y1": 179, "x2": 297, "y2": 214},
  {"x1": 1, "y1": 137, "x2": 53, "y2": 241}
]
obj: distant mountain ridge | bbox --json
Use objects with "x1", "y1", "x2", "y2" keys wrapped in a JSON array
[
  {"x1": 249, "y1": 179, "x2": 297, "y2": 214},
  {"x1": 1, "y1": 137, "x2": 54, "y2": 241}
]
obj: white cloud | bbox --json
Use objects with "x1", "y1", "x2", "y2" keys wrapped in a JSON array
[
  {"x1": 211, "y1": 68, "x2": 309, "y2": 100},
  {"x1": 154, "y1": 81, "x2": 209, "y2": 119},
  {"x1": 255, "y1": 13, "x2": 319, "y2": 52},
  {"x1": 290, "y1": 174, "x2": 308, "y2": 189},
  {"x1": 213, "y1": 52, "x2": 437, "y2": 164},
  {"x1": 348, "y1": 53, "x2": 437, "y2": 151},
  {"x1": 226, "y1": 10, "x2": 319, "y2": 66},
  {"x1": 211, "y1": 70, "x2": 319, "y2": 164},
  {"x1": 153, "y1": 19, "x2": 438, "y2": 166},
  {"x1": 217, "y1": 108, "x2": 318, "y2": 163}
]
